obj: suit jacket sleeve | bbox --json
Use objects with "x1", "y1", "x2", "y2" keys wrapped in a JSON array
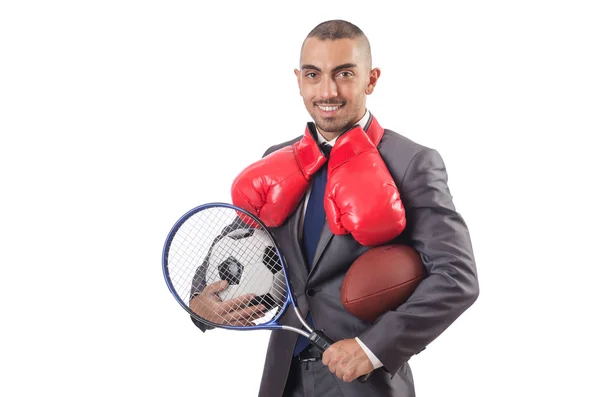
[{"x1": 359, "y1": 147, "x2": 479, "y2": 373}]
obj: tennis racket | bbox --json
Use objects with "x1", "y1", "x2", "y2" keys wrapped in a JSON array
[{"x1": 162, "y1": 202, "x2": 370, "y2": 383}]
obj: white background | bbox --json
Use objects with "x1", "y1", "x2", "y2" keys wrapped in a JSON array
[{"x1": 1, "y1": 1, "x2": 599, "y2": 396}]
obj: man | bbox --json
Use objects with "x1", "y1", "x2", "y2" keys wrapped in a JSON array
[{"x1": 192, "y1": 20, "x2": 479, "y2": 397}]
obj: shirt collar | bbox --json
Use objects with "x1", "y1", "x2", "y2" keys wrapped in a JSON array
[{"x1": 316, "y1": 109, "x2": 371, "y2": 146}]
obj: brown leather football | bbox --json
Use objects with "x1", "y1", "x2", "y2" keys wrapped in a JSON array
[{"x1": 341, "y1": 244, "x2": 426, "y2": 323}]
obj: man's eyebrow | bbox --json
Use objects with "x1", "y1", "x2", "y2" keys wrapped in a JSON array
[
  {"x1": 301, "y1": 64, "x2": 322, "y2": 72},
  {"x1": 300, "y1": 63, "x2": 358, "y2": 73},
  {"x1": 331, "y1": 63, "x2": 358, "y2": 73}
]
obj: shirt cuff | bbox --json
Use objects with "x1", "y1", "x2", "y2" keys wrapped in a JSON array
[{"x1": 355, "y1": 337, "x2": 383, "y2": 369}]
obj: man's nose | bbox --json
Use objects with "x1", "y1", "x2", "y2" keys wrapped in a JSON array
[{"x1": 319, "y1": 77, "x2": 338, "y2": 100}]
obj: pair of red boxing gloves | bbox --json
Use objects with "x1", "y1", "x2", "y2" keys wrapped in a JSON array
[{"x1": 231, "y1": 121, "x2": 406, "y2": 247}]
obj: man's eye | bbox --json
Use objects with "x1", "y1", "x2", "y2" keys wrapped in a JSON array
[
  {"x1": 338, "y1": 71, "x2": 353, "y2": 78},
  {"x1": 305, "y1": 72, "x2": 317, "y2": 78}
]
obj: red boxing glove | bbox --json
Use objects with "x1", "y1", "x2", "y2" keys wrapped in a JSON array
[
  {"x1": 324, "y1": 127, "x2": 406, "y2": 246},
  {"x1": 231, "y1": 130, "x2": 326, "y2": 227}
]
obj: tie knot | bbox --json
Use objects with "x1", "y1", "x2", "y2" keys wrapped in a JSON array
[{"x1": 321, "y1": 143, "x2": 332, "y2": 157}]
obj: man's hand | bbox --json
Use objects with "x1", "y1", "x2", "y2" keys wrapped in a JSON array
[
  {"x1": 322, "y1": 339, "x2": 374, "y2": 382},
  {"x1": 189, "y1": 280, "x2": 267, "y2": 326}
]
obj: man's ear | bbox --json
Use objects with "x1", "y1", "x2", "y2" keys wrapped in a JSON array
[
  {"x1": 365, "y1": 67, "x2": 381, "y2": 95},
  {"x1": 294, "y1": 69, "x2": 302, "y2": 94}
]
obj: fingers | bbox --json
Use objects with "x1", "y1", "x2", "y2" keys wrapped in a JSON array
[
  {"x1": 189, "y1": 293, "x2": 214, "y2": 316},
  {"x1": 227, "y1": 308, "x2": 267, "y2": 326},
  {"x1": 322, "y1": 343, "x2": 338, "y2": 366},
  {"x1": 336, "y1": 357, "x2": 353, "y2": 382},
  {"x1": 322, "y1": 350, "x2": 331, "y2": 366},
  {"x1": 327, "y1": 357, "x2": 360, "y2": 383},
  {"x1": 222, "y1": 303, "x2": 268, "y2": 322},
  {"x1": 221, "y1": 293, "x2": 257, "y2": 312},
  {"x1": 189, "y1": 281, "x2": 270, "y2": 326},
  {"x1": 322, "y1": 341, "x2": 372, "y2": 383},
  {"x1": 203, "y1": 280, "x2": 229, "y2": 295},
  {"x1": 219, "y1": 306, "x2": 267, "y2": 326},
  {"x1": 326, "y1": 355, "x2": 343, "y2": 376}
]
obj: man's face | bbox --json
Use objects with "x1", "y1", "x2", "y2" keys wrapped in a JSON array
[{"x1": 295, "y1": 37, "x2": 379, "y2": 137}]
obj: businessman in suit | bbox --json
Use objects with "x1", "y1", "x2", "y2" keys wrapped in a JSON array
[{"x1": 192, "y1": 19, "x2": 479, "y2": 397}]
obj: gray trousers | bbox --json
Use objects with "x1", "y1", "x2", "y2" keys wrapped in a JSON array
[
  {"x1": 283, "y1": 358, "x2": 416, "y2": 397},
  {"x1": 283, "y1": 358, "x2": 345, "y2": 397}
]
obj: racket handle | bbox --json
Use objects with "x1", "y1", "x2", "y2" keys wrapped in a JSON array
[
  {"x1": 308, "y1": 329, "x2": 334, "y2": 351},
  {"x1": 309, "y1": 330, "x2": 372, "y2": 384}
]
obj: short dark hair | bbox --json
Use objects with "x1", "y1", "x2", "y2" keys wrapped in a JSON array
[
  {"x1": 302, "y1": 20, "x2": 372, "y2": 67},
  {"x1": 306, "y1": 19, "x2": 366, "y2": 41}
]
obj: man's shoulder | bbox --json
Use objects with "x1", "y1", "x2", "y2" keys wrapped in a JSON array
[
  {"x1": 379, "y1": 128, "x2": 439, "y2": 164},
  {"x1": 261, "y1": 136, "x2": 303, "y2": 158},
  {"x1": 379, "y1": 128, "x2": 432, "y2": 156},
  {"x1": 377, "y1": 127, "x2": 445, "y2": 181}
]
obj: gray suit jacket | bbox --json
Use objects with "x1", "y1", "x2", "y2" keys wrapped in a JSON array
[
  {"x1": 257, "y1": 115, "x2": 478, "y2": 397},
  {"x1": 195, "y1": 115, "x2": 479, "y2": 397}
]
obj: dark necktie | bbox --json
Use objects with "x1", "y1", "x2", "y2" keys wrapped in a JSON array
[{"x1": 293, "y1": 142, "x2": 331, "y2": 356}]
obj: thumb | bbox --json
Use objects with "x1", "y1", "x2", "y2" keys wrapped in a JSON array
[{"x1": 204, "y1": 280, "x2": 228, "y2": 295}]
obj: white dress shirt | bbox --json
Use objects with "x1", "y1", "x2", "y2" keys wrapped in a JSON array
[{"x1": 299, "y1": 109, "x2": 384, "y2": 370}]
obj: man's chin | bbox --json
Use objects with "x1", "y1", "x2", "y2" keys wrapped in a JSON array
[
  {"x1": 315, "y1": 119, "x2": 351, "y2": 135},
  {"x1": 308, "y1": 114, "x2": 340, "y2": 132}
]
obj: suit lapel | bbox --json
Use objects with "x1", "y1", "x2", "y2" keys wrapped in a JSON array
[
  {"x1": 308, "y1": 222, "x2": 334, "y2": 278},
  {"x1": 281, "y1": 198, "x2": 333, "y2": 284},
  {"x1": 283, "y1": 202, "x2": 309, "y2": 286}
]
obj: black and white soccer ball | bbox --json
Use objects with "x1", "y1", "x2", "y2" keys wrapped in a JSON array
[{"x1": 204, "y1": 228, "x2": 286, "y2": 310}]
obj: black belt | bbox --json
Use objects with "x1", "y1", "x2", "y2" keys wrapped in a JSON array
[{"x1": 296, "y1": 344, "x2": 323, "y2": 362}]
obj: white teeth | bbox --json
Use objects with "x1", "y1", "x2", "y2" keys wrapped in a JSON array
[{"x1": 318, "y1": 105, "x2": 341, "y2": 112}]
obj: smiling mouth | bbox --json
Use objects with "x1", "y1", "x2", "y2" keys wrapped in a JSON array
[{"x1": 316, "y1": 104, "x2": 344, "y2": 112}]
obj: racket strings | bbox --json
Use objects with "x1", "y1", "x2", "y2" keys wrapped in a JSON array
[
  {"x1": 169, "y1": 217, "x2": 217, "y2": 298},
  {"x1": 166, "y1": 207, "x2": 288, "y2": 327}
]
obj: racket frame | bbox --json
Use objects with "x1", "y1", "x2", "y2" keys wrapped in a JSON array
[{"x1": 162, "y1": 202, "x2": 313, "y2": 336}]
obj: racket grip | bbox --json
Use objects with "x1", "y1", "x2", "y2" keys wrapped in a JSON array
[{"x1": 308, "y1": 329, "x2": 334, "y2": 352}]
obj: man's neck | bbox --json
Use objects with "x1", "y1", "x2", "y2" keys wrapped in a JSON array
[{"x1": 317, "y1": 129, "x2": 342, "y2": 143}]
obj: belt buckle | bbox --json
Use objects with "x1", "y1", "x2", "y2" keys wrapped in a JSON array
[
  {"x1": 298, "y1": 355, "x2": 319, "y2": 370},
  {"x1": 298, "y1": 356, "x2": 318, "y2": 363}
]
